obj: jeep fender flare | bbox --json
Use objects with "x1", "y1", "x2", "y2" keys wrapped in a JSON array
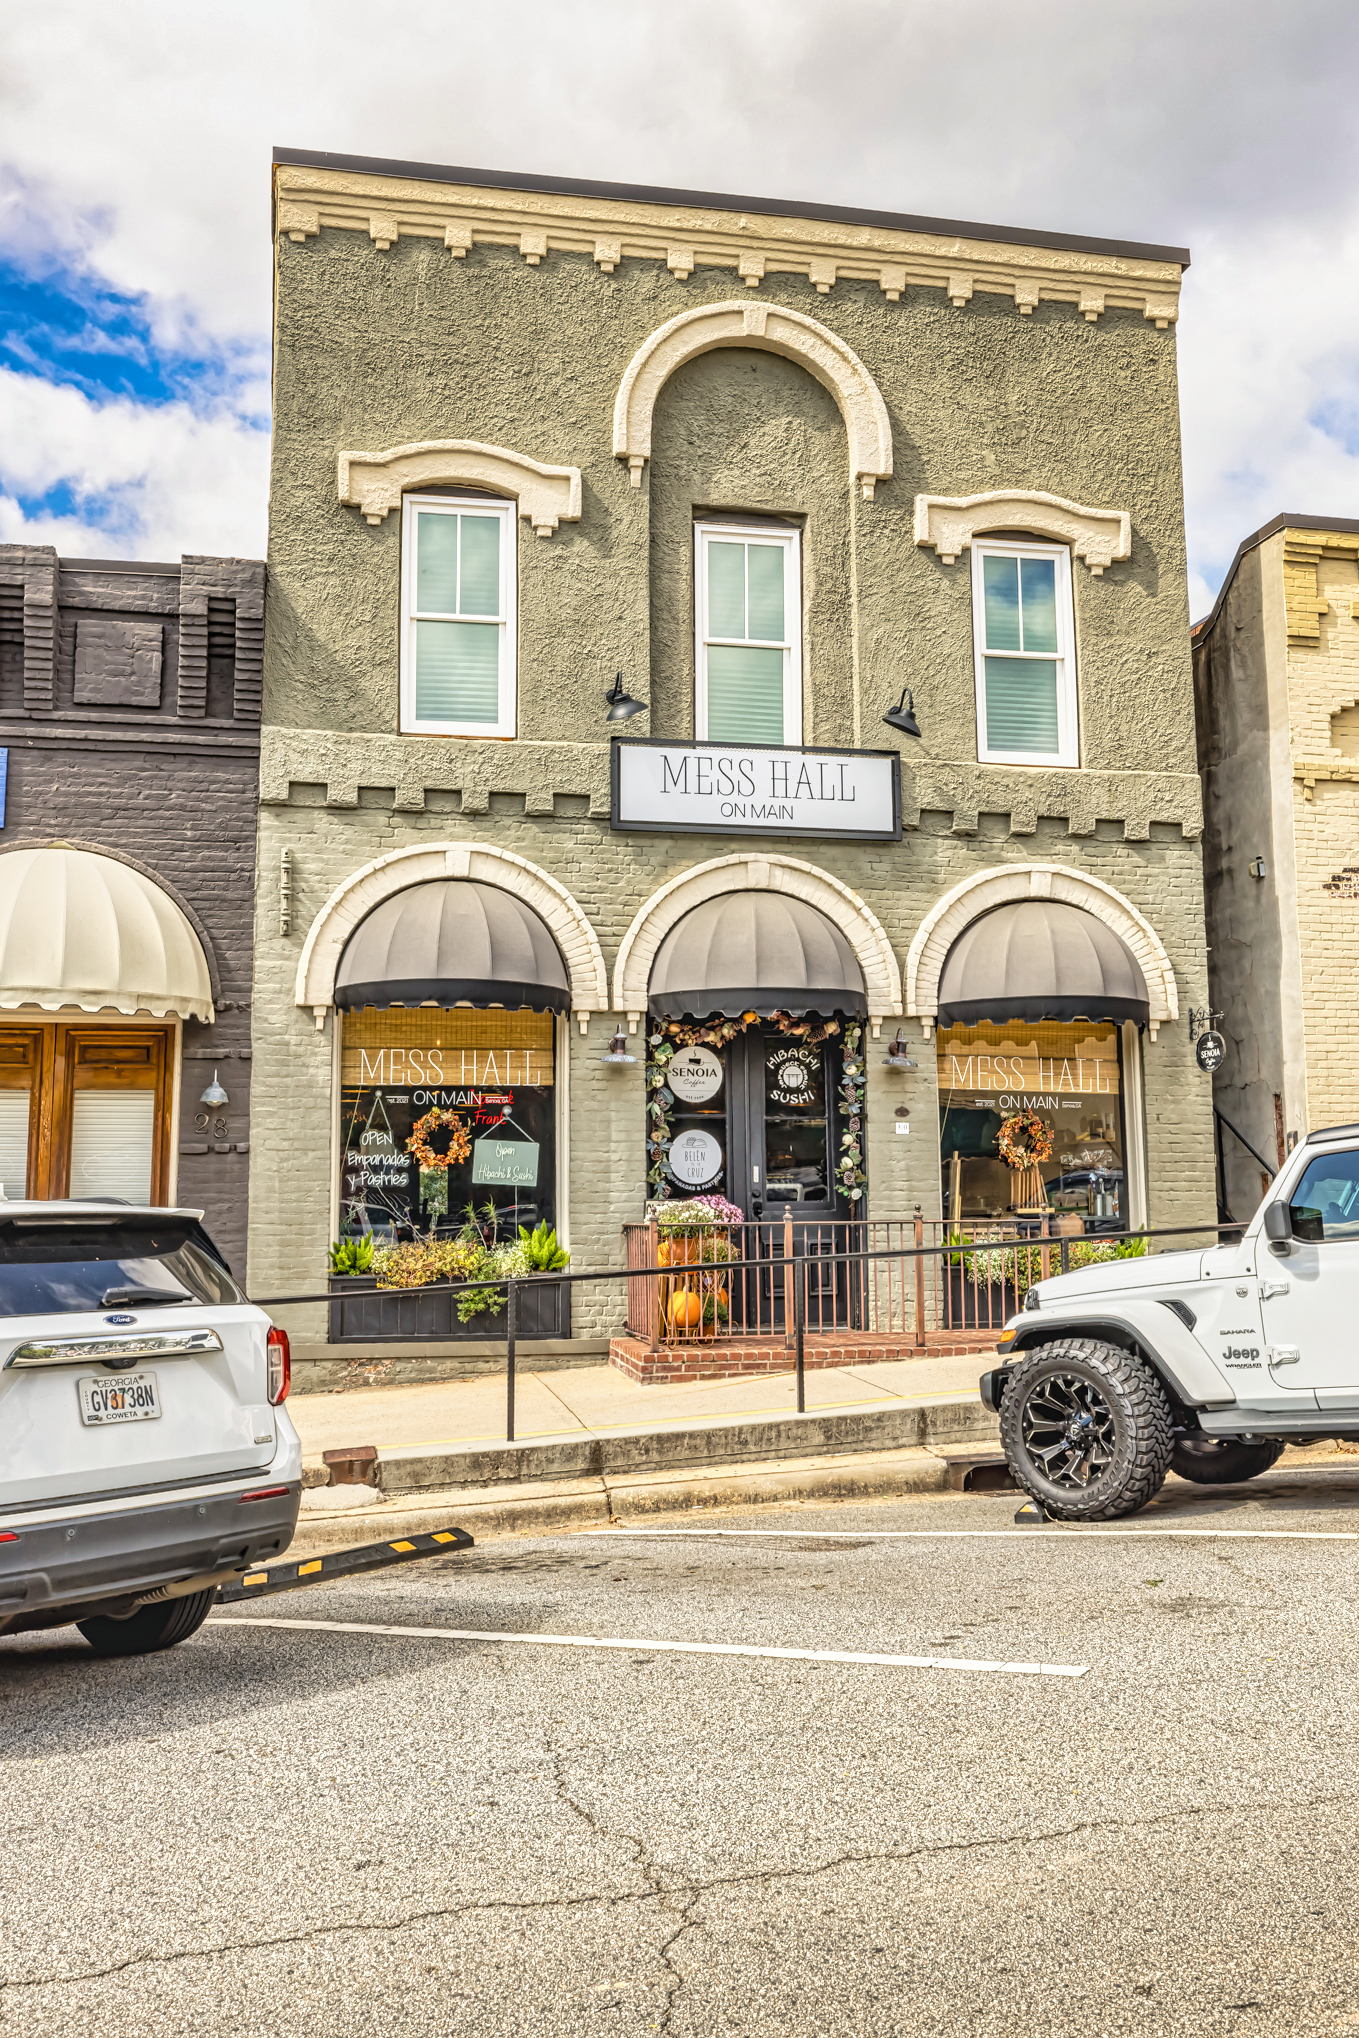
[{"x1": 999, "y1": 1313, "x2": 1233, "y2": 1414}]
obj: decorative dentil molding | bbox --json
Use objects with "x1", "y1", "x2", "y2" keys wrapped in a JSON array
[
  {"x1": 294, "y1": 841, "x2": 609, "y2": 1029},
  {"x1": 905, "y1": 863, "x2": 1178, "y2": 1038},
  {"x1": 613, "y1": 301, "x2": 893, "y2": 500},
  {"x1": 337, "y1": 441, "x2": 583, "y2": 537},
  {"x1": 612, "y1": 853, "x2": 902, "y2": 1031},
  {"x1": 914, "y1": 489, "x2": 1133, "y2": 575},
  {"x1": 274, "y1": 164, "x2": 1185, "y2": 328}
]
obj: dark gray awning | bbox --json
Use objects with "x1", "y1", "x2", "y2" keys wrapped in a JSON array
[
  {"x1": 937, "y1": 899, "x2": 1149, "y2": 1027},
  {"x1": 649, "y1": 892, "x2": 866, "y2": 1019},
  {"x1": 335, "y1": 880, "x2": 570, "y2": 1013}
]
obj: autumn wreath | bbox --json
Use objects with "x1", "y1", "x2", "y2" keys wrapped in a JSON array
[
  {"x1": 996, "y1": 1108, "x2": 1055, "y2": 1170},
  {"x1": 406, "y1": 1107, "x2": 471, "y2": 1172}
]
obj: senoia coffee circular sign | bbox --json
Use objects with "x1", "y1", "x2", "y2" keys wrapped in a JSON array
[
  {"x1": 667, "y1": 1047, "x2": 724, "y2": 1104},
  {"x1": 1195, "y1": 1030, "x2": 1226, "y2": 1074}
]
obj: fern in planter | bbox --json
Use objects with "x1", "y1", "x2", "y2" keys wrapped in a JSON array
[
  {"x1": 518, "y1": 1221, "x2": 569, "y2": 1272},
  {"x1": 329, "y1": 1236, "x2": 375, "y2": 1276}
]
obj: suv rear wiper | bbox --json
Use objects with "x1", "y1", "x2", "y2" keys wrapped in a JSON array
[{"x1": 100, "y1": 1287, "x2": 194, "y2": 1308}]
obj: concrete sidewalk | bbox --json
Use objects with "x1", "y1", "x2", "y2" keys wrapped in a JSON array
[
  {"x1": 286, "y1": 1348, "x2": 1001, "y2": 1551},
  {"x1": 288, "y1": 1348, "x2": 992, "y2": 1466}
]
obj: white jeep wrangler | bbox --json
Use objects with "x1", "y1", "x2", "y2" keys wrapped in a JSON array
[{"x1": 982, "y1": 1121, "x2": 1359, "y2": 1519}]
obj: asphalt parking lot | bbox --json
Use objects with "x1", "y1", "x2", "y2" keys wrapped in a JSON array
[{"x1": 4, "y1": 1465, "x2": 1359, "y2": 2037}]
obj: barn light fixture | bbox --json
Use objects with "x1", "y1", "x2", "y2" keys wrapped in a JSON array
[
  {"x1": 199, "y1": 1071, "x2": 230, "y2": 1107},
  {"x1": 600, "y1": 1027, "x2": 637, "y2": 1065},
  {"x1": 882, "y1": 688, "x2": 922, "y2": 739},
  {"x1": 881, "y1": 1028, "x2": 918, "y2": 1071},
  {"x1": 604, "y1": 673, "x2": 647, "y2": 722}
]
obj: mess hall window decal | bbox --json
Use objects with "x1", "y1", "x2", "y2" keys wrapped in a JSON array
[
  {"x1": 936, "y1": 1020, "x2": 1126, "y2": 1229},
  {"x1": 339, "y1": 1007, "x2": 555, "y2": 1242}
]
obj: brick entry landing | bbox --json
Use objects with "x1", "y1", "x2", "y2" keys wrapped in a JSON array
[{"x1": 609, "y1": 1330, "x2": 1002, "y2": 1386}]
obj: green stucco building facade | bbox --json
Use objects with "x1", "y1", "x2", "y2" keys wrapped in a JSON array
[{"x1": 253, "y1": 148, "x2": 1214, "y2": 1374}]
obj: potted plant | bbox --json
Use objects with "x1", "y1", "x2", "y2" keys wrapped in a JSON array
[
  {"x1": 514, "y1": 1220, "x2": 572, "y2": 1338},
  {"x1": 655, "y1": 1196, "x2": 742, "y2": 1341}
]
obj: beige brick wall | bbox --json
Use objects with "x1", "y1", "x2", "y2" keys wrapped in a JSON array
[{"x1": 1286, "y1": 541, "x2": 1359, "y2": 1131}]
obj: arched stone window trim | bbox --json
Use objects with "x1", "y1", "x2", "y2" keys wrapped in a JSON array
[
  {"x1": 338, "y1": 441, "x2": 583, "y2": 537},
  {"x1": 612, "y1": 302, "x2": 893, "y2": 500},
  {"x1": 613, "y1": 853, "x2": 902, "y2": 1033},
  {"x1": 906, "y1": 864, "x2": 1178, "y2": 1038},
  {"x1": 295, "y1": 843, "x2": 609, "y2": 1029},
  {"x1": 914, "y1": 489, "x2": 1132, "y2": 574}
]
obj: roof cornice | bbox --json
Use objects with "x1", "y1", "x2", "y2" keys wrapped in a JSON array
[{"x1": 272, "y1": 148, "x2": 1188, "y2": 328}]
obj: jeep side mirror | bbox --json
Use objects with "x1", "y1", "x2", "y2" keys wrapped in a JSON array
[{"x1": 1262, "y1": 1202, "x2": 1294, "y2": 1255}]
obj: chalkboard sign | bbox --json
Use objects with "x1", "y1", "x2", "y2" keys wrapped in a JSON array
[{"x1": 472, "y1": 1136, "x2": 540, "y2": 1187}]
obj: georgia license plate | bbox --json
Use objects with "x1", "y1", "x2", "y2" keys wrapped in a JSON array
[{"x1": 78, "y1": 1372, "x2": 161, "y2": 1425}]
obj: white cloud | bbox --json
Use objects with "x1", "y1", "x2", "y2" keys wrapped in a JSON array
[
  {"x1": 1, "y1": 0, "x2": 1358, "y2": 582},
  {"x1": 0, "y1": 369, "x2": 269, "y2": 559}
]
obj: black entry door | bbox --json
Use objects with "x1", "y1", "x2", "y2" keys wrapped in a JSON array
[{"x1": 726, "y1": 1031, "x2": 840, "y2": 1222}]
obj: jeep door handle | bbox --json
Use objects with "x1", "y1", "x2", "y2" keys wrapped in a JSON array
[
  {"x1": 1269, "y1": 1346, "x2": 1301, "y2": 1366},
  {"x1": 1260, "y1": 1282, "x2": 1291, "y2": 1300}
]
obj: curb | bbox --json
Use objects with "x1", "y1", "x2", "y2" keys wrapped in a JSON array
[
  {"x1": 288, "y1": 1441, "x2": 971, "y2": 1553},
  {"x1": 339, "y1": 1392, "x2": 999, "y2": 1500}
]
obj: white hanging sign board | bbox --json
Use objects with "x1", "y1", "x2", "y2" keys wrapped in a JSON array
[{"x1": 613, "y1": 741, "x2": 900, "y2": 840}]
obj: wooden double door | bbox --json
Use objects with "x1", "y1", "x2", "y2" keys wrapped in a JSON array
[{"x1": 0, "y1": 1024, "x2": 174, "y2": 1203}]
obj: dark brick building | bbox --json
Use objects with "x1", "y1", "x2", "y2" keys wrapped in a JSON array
[{"x1": 0, "y1": 545, "x2": 262, "y2": 1272}]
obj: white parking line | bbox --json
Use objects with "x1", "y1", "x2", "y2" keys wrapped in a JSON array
[
  {"x1": 207, "y1": 1615, "x2": 1087, "y2": 1678},
  {"x1": 575, "y1": 1526, "x2": 1359, "y2": 1542}
]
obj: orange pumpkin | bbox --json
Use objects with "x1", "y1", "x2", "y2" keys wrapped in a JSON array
[{"x1": 668, "y1": 1286, "x2": 704, "y2": 1330}]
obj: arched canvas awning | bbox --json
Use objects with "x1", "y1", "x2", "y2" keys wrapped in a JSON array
[
  {"x1": 649, "y1": 892, "x2": 867, "y2": 1019},
  {"x1": 335, "y1": 880, "x2": 571, "y2": 1013},
  {"x1": 0, "y1": 847, "x2": 213, "y2": 1021},
  {"x1": 937, "y1": 899, "x2": 1149, "y2": 1026}
]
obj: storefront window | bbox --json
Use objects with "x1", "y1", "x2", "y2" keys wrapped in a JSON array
[
  {"x1": 936, "y1": 1020, "x2": 1126, "y2": 1229},
  {"x1": 339, "y1": 1007, "x2": 556, "y2": 1241}
]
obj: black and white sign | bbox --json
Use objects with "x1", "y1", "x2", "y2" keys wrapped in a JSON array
[
  {"x1": 667, "y1": 1047, "x2": 724, "y2": 1103},
  {"x1": 613, "y1": 739, "x2": 901, "y2": 841},
  {"x1": 668, "y1": 1128, "x2": 723, "y2": 1187},
  {"x1": 1195, "y1": 1030, "x2": 1226, "y2": 1074}
]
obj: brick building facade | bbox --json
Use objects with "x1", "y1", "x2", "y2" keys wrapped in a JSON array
[
  {"x1": 0, "y1": 545, "x2": 262, "y2": 1271},
  {"x1": 1194, "y1": 513, "x2": 1359, "y2": 1220}
]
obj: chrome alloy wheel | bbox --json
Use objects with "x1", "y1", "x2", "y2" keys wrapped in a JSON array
[{"x1": 1020, "y1": 1370, "x2": 1118, "y2": 1489}]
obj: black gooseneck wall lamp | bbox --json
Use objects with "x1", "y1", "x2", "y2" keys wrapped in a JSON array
[
  {"x1": 604, "y1": 672, "x2": 647, "y2": 722},
  {"x1": 882, "y1": 689, "x2": 922, "y2": 739}
]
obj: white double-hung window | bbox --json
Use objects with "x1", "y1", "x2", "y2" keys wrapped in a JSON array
[
  {"x1": 401, "y1": 492, "x2": 516, "y2": 737},
  {"x1": 971, "y1": 538, "x2": 1077, "y2": 766},
  {"x1": 694, "y1": 521, "x2": 802, "y2": 746}
]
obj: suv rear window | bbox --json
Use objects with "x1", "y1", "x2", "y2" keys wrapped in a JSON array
[{"x1": 0, "y1": 1221, "x2": 244, "y2": 1317}]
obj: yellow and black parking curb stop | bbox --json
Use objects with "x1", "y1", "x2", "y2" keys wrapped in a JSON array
[{"x1": 215, "y1": 1525, "x2": 475, "y2": 1604}]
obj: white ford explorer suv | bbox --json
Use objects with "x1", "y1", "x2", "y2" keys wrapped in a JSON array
[
  {"x1": 982, "y1": 1122, "x2": 1359, "y2": 1520},
  {"x1": 0, "y1": 1202, "x2": 300, "y2": 1654}
]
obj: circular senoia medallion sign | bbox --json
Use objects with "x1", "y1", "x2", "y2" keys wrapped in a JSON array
[
  {"x1": 667, "y1": 1046, "x2": 724, "y2": 1104},
  {"x1": 1195, "y1": 1030, "x2": 1226, "y2": 1074},
  {"x1": 668, "y1": 1128, "x2": 724, "y2": 1188}
]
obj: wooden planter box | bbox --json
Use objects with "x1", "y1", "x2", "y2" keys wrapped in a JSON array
[{"x1": 327, "y1": 1274, "x2": 571, "y2": 1345}]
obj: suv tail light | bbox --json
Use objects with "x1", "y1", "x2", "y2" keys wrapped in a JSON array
[{"x1": 266, "y1": 1325, "x2": 290, "y2": 1405}]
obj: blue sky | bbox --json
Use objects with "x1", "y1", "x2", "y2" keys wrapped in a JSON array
[{"x1": 3, "y1": 0, "x2": 1359, "y2": 607}]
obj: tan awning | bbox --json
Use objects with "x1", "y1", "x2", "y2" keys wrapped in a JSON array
[{"x1": 0, "y1": 848, "x2": 214, "y2": 1022}]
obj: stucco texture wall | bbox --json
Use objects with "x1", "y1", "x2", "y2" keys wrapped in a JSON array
[
  {"x1": 255, "y1": 217, "x2": 1214, "y2": 1318},
  {"x1": 267, "y1": 231, "x2": 1198, "y2": 788}
]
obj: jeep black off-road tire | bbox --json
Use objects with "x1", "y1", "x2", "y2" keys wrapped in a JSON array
[
  {"x1": 77, "y1": 1588, "x2": 216, "y2": 1658},
  {"x1": 1170, "y1": 1435, "x2": 1286, "y2": 1485},
  {"x1": 999, "y1": 1338, "x2": 1174, "y2": 1521}
]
